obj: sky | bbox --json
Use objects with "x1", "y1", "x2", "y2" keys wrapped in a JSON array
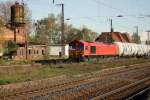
[{"x1": 1, "y1": 0, "x2": 150, "y2": 41}]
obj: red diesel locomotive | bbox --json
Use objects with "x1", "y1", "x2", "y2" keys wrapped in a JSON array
[{"x1": 69, "y1": 40, "x2": 118, "y2": 61}]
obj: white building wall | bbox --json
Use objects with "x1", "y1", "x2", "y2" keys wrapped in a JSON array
[{"x1": 48, "y1": 44, "x2": 69, "y2": 57}]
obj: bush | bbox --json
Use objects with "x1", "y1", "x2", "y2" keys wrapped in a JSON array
[
  {"x1": 0, "y1": 59, "x2": 32, "y2": 66},
  {"x1": 0, "y1": 80, "x2": 11, "y2": 85}
]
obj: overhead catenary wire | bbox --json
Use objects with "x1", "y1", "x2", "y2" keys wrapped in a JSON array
[
  {"x1": 90, "y1": 0, "x2": 150, "y2": 19},
  {"x1": 57, "y1": 0, "x2": 143, "y2": 31},
  {"x1": 91, "y1": 0, "x2": 127, "y2": 14},
  {"x1": 91, "y1": 0, "x2": 150, "y2": 32}
]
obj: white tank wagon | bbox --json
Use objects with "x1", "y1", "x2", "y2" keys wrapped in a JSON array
[
  {"x1": 143, "y1": 45, "x2": 150, "y2": 56},
  {"x1": 137, "y1": 44, "x2": 149, "y2": 56},
  {"x1": 137, "y1": 45, "x2": 142, "y2": 56},
  {"x1": 114, "y1": 42, "x2": 150, "y2": 57},
  {"x1": 114, "y1": 42, "x2": 132, "y2": 56},
  {"x1": 115, "y1": 42, "x2": 124, "y2": 56},
  {"x1": 123, "y1": 43, "x2": 128, "y2": 56},
  {"x1": 147, "y1": 45, "x2": 150, "y2": 53},
  {"x1": 130, "y1": 43, "x2": 138, "y2": 56}
]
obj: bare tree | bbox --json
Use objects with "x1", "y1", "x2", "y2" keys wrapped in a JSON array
[
  {"x1": 0, "y1": 17, "x2": 4, "y2": 27},
  {"x1": 23, "y1": 2, "x2": 32, "y2": 35},
  {"x1": 35, "y1": 14, "x2": 61, "y2": 44},
  {"x1": 132, "y1": 33, "x2": 141, "y2": 44},
  {"x1": 0, "y1": 0, "x2": 14, "y2": 24}
]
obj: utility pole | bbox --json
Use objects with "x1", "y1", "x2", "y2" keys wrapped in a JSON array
[
  {"x1": 13, "y1": 25, "x2": 16, "y2": 42},
  {"x1": 110, "y1": 19, "x2": 114, "y2": 33},
  {"x1": 22, "y1": 0, "x2": 28, "y2": 60},
  {"x1": 56, "y1": 3, "x2": 65, "y2": 56},
  {"x1": 52, "y1": 0, "x2": 55, "y2": 4},
  {"x1": 135, "y1": 26, "x2": 139, "y2": 35},
  {"x1": 110, "y1": 19, "x2": 114, "y2": 43},
  {"x1": 146, "y1": 30, "x2": 150, "y2": 44}
]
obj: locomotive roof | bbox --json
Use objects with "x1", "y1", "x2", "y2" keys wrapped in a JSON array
[{"x1": 70, "y1": 40, "x2": 114, "y2": 45}]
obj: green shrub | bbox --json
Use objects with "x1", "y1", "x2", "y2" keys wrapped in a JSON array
[{"x1": 0, "y1": 80, "x2": 11, "y2": 85}]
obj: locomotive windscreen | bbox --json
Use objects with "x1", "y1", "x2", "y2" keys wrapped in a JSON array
[{"x1": 69, "y1": 43, "x2": 84, "y2": 51}]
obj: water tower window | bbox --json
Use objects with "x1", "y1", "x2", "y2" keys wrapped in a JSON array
[
  {"x1": 28, "y1": 50, "x2": 31, "y2": 55},
  {"x1": 37, "y1": 50, "x2": 39, "y2": 54},
  {"x1": 19, "y1": 50, "x2": 22, "y2": 55}
]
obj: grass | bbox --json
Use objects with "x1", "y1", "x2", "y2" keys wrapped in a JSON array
[
  {"x1": 0, "y1": 59, "x2": 32, "y2": 66},
  {"x1": 0, "y1": 58, "x2": 150, "y2": 85}
]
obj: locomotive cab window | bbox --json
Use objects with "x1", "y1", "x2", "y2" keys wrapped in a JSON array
[
  {"x1": 79, "y1": 45, "x2": 84, "y2": 51},
  {"x1": 69, "y1": 43, "x2": 84, "y2": 51},
  {"x1": 69, "y1": 44, "x2": 76, "y2": 50},
  {"x1": 90, "y1": 46, "x2": 96, "y2": 54}
]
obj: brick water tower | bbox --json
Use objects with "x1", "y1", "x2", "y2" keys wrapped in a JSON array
[{"x1": 10, "y1": 2, "x2": 26, "y2": 45}]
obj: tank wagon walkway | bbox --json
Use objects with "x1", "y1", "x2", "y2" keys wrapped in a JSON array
[{"x1": 0, "y1": 63, "x2": 150, "y2": 100}]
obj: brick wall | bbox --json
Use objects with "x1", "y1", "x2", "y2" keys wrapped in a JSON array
[
  {"x1": 15, "y1": 45, "x2": 46, "y2": 60},
  {"x1": 0, "y1": 26, "x2": 26, "y2": 44}
]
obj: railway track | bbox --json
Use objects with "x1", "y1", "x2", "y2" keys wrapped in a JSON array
[
  {"x1": 92, "y1": 77, "x2": 150, "y2": 100},
  {"x1": 34, "y1": 57, "x2": 141, "y2": 65},
  {"x1": 1, "y1": 63, "x2": 150, "y2": 100}
]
